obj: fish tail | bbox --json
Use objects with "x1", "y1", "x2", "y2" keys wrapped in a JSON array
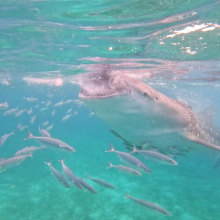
[
  {"x1": 106, "y1": 161, "x2": 113, "y2": 169},
  {"x1": 29, "y1": 152, "x2": 33, "y2": 158},
  {"x1": 44, "y1": 161, "x2": 51, "y2": 166},
  {"x1": 124, "y1": 192, "x2": 131, "y2": 199},
  {"x1": 131, "y1": 145, "x2": 137, "y2": 154},
  {"x1": 147, "y1": 169, "x2": 151, "y2": 173},
  {"x1": 105, "y1": 143, "x2": 115, "y2": 152},
  {"x1": 85, "y1": 173, "x2": 90, "y2": 179},
  {"x1": 24, "y1": 130, "x2": 34, "y2": 140},
  {"x1": 58, "y1": 158, "x2": 65, "y2": 163}
]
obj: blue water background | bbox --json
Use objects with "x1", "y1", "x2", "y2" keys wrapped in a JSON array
[{"x1": 1, "y1": 0, "x2": 220, "y2": 219}]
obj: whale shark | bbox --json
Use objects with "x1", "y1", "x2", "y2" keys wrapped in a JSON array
[{"x1": 77, "y1": 68, "x2": 220, "y2": 153}]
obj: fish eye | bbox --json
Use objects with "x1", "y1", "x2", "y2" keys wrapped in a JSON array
[{"x1": 155, "y1": 97, "x2": 158, "y2": 101}]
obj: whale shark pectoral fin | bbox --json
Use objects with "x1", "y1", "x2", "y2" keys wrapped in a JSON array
[
  {"x1": 187, "y1": 133, "x2": 220, "y2": 151},
  {"x1": 110, "y1": 129, "x2": 125, "y2": 140}
]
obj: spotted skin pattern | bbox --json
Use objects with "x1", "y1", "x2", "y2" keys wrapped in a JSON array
[{"x1": 120, "y1": 74, "x2": 220, "y2": 151}]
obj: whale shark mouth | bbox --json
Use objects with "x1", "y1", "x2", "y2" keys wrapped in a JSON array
[{"x1": 79, "y1": 71, "x2": 131, "y2": 99}]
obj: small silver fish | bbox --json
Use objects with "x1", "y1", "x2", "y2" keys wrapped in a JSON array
[
  {"x1": 106, "y1": 144, "x2": 151, "y2": 173},
  {"x1": 0, "y1": 102, "x2": 9, "y2": 110},
  {"x1": 39, "y1": 126, "x2": 51, "y2": 137},
  {"x1": 24, "y1": 130, "x2": 75, "y2": 152},
  {"x1": 131, "y1": 146, "x2": 177, "y2": 165},
  {"x1": 30, "y1": 115, "x2": 36, "y2": 124},
  {"x1": 86, "y1": 174, "x2": 115, "y2": 189},
  {"x1": 47, "y1": 93, "x2": 53, "y2": 98},
  {"x1": 54, "y1": 100, "x2": 64, "y2": 107},
  {"x1": 3, "y1": 107, "x2": 18, "y2": 116},
  {"x1": 42, "y1": 121, "x2": 49, "y2": 126},
  {"x1": 73, "y1": 100, "x2": 84, "y2": 107},
  {"x1": 124, "y1": 193, "x2": 170, "y2": 216},
  {"x1": 41, "y1": 101, "x2": 45, "y2": 104},
  {"x1": 15, "y1": 109, "x2": 26, "y2": 117},
  {"x1": 0, "y1": 132, "x2": 13, "y2": 146},
  {"x1": 15, "y1": 146, "x2": 45, "y2": 156},
  {"x1": 58, "y1": 159, "x2": 82, "y2": 189},
  {"x1": 89, "y1": 112, "x2": 95, "y2": 116},
  {"x1": 62, "y1": 114, "x2": 73, "y2": 122},
  {"x1": 40, "y1": 108, "x2": 48, "y2": 112},
  {"x1": 77, "y1": 177, "x2": 98, "y2": 194},
  {"x1": 34, "y1": 105, "x2": 39, "y2": 108},
  {"x1": 27, "y1": 98, "x2": 38, "y2": 102},
  {"x1": 51, "y1": 109, "x2": 55, "y2": 116},
  {"x1": 17, "y1": 123, "x2": 28, "y2": 131},
  {"x1": 27, "y1": 108, "x2": 33, "y2": 114},
  {"x1": 65, "y1": 100, "x2": 73, "y2": 104},
  {"x1": 0, "y1": 153, "x2": 32, "y2": 172},
  {"x1": 67, "y1": 109, "x2": 72, "y2": 114},
  {"x1": 107, "y1": 162, "x2": 141, "y2": 176},
  {"x1": 46, "y1": 124, "x2": 53, "y2": 131},
  {"x1": 44, "y1": 161, "x2": 70, "y2": 188},
  {"x1": 46, "y1": 100, "x2": 52, "y2": 107}
]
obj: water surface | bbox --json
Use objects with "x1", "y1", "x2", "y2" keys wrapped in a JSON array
[{"x1": 0, "y1": 0, "x2": 220, "y2": 220}]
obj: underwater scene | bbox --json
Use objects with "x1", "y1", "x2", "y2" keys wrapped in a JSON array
[{"x1": 1, "y1": 0, "x2": 220, "y2": 219}]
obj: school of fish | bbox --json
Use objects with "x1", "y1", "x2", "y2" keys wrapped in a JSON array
[{"x1": 1, "y1": 77, "x2": 220, "y2": 217}]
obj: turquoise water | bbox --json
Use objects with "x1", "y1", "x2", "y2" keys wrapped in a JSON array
[{"x1": 1, "y1": 0, "x2": 220, "y2": 219}]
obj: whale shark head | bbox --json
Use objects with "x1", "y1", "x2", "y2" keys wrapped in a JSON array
[{"x1": 78, "y1": 68, "x2": 131, "y2": 99}]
